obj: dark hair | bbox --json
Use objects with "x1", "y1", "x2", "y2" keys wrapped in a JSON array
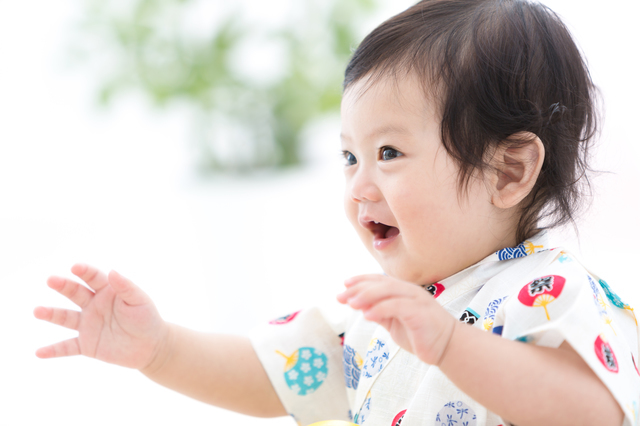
[{"x1": 344, "y1": 0, "x2": 599, "y2": 243}]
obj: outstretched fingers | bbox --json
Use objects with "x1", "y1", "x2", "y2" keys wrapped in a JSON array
[
  {"x1": 33, "y1": 306, "x2": 81, "y2": 331},
  {"x1": 35, "y1": 337, "x2": 81, "y2": 359},
  {"x1": 46, "y1": 276, "x2": 94, "y2": 308},
  {"x1": 71, "y1": 263, "x2": 109, "y2": 292}
]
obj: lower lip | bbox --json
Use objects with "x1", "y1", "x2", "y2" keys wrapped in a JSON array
[{"x1": 373, "y1": 233, "x2": 399, "y2": 250}]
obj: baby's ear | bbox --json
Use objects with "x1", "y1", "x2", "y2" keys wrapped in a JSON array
[{"x1": 489, "y1": 132, "x2": 545, "y2": 209}]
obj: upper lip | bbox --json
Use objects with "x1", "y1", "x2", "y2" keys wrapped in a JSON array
[{"x1": 358, "y1": 215, "x2": 396, "y2": 231}]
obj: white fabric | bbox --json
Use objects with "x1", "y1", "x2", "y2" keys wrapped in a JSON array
[{"x1": 250, "y1": 233, "x2": 640, "y2": 426}]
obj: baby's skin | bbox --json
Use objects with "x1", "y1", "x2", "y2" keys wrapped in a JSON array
[
  {"x1": 337, "y1": 274, "x2": 621, "y2": 425},
  {"x1": 34, "y1": 264, "x2": 284, "y2": 417},
  {"x1": 35, "y1": 74, "x2": 625, "y2": 426}
]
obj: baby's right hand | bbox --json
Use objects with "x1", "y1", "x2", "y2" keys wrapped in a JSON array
[{"x1": 34, "y1": 264, "x2": 169, "y2": 370}]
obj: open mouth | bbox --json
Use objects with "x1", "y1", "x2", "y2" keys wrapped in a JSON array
[{"x1": 365, "y1": 221, "x2": 400, "y2": 240}]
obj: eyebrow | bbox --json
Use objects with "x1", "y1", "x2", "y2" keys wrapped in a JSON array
[{"x1": 340, "y1": 125, "x2": 411, "y2": 142}]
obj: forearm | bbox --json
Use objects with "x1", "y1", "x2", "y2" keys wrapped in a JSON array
[
  {"x1": 140, "y1": 323, "x2": 286, "y2": 418},
  {"x1": 439, "y1": 322, "x2": 624, "y2": 426}
]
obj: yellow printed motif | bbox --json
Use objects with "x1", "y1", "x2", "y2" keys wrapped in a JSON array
[{"x1": 524, "y1": 240, "x2": 544, "y2": 255}]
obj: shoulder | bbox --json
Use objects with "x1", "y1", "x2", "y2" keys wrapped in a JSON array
[
  {"x1": 493, "y1": 248, "x2": 637, "y2": 349},
  {"x1": 488, "y1": 249, "x2": 596, "y2": 341},
  {"x1": 501, "y1": 247, "x2": 594, "y2": 301},
  {"x1": 500, "y1": 248, "x2": 629, "y2": 318}
]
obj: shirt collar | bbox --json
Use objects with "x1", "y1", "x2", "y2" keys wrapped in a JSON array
[
  {"x1": 481, "y1": 230, "x2": 551, "y2": 264},
  {"x1": 435, "y1": 231, "x2": 553, "y2": 290}
]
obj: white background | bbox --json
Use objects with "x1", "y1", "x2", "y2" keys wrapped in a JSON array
[{"x1": 1, "y1": 0, "x2": 639, "y2": 425}]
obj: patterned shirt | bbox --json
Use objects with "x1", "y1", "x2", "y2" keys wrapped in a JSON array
[{"x1": 250, "y1": 233, "x2": 640, "y2": 426}]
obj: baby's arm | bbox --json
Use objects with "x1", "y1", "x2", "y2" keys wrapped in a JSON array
[
  {"x1": 338, "y1": 274, "x2": 624, "y2": 426},
  {"x1": 140, "y1": 326, "x2": 285, "y2": 417},
  {"x1": 440, "y1": 319, "x2": 622, "y2": 425},
  {"x1": 34, "y1": 264, "x2": 286, "y2": 418}
]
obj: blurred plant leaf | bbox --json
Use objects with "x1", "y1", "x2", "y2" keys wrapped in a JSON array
[{"x1": 72, "y1": 0, "x2": 381, "y2": 173}]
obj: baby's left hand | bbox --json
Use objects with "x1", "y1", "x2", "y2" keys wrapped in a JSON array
[{"x1": 337, "y1": 274, "x2": 458, "y2": 366}]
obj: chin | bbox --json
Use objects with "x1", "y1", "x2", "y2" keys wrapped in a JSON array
[{"x1": 381, "y1": 263, "x2": 435, "y2": 286}]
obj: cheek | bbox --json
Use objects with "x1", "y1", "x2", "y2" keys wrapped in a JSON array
[
  {"x1": 391, "y1": 174, "x2": 440, "y2": 215},
  {"x1": 389, "y1": 173, "x2": 455, "y2": 236}
]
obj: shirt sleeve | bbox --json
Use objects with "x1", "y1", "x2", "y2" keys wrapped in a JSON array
[
  {"x1": 249, "y1": 305, "x2": 354, "y2": 425},
  {"x1": 492, "y1": 254, "x2": 640, "y2": 426}
]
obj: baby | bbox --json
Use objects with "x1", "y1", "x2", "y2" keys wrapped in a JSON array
[{"x1": 35, "y1": 0, "x2": 639, "y2": 425}]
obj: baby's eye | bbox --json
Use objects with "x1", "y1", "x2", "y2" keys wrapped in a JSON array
[
  {"x1": 380, "y1": 147, "x2": 403, "y2": 161},
  {"x1": 342, "y1": 150, "x2": 357, "y2": 166}
]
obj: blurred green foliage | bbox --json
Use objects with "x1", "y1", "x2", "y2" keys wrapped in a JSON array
[{"x1": 73, "y1": 0, "x2": 380, "y2": 173}]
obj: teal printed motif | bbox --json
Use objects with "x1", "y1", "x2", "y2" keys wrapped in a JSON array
[
  {"x1": 599, "y1": 279, "x2": 627, "y2": 309},
  {"x1": 467, "y1": 307, "x2": 480, "y2": 318},
  {"x1": 558, "y1": 252, "x2": 572, "y2": 263},
  {"x1": 598, "y1": 279, "x2": 637, "y2": 326},
  {"x1": 277, "y1": 347, "x2": 328, "y2": 396}
]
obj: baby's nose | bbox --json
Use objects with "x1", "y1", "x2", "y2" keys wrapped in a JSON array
[{"x1": 348, "y1": 169, "x2": 382, "y2": 202}]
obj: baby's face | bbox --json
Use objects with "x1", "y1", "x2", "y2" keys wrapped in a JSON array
[{"x1": 340, "y1": 74, "x2": 513, "y2": 284}]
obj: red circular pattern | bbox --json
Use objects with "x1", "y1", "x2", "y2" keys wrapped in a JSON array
[
  {"x1": 391, "y1": 409, "x2": 406, "y2": 426},
  {"x1": 426, "y1": 283, "x2": 445, "y2": 298},
  {"x1": 594, "y1": 335, "x2": 618, "y2": 373},
  {"x1": 518, "y1": 275, "x2": 565, "y2": 306}
]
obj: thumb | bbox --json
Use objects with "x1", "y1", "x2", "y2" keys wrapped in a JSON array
[{"x1": 108, "y1": 270, "x2": 150, "y2": 306}]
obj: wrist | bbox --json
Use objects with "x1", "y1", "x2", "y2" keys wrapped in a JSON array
[
  {"x1": 140, "y1": 322, "x2": 175, "y2": 377},
  {"x1": 435, "y1": 317, "x2": 459, "y2": 367}
]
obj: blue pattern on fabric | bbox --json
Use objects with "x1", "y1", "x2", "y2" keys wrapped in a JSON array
[
  {"x1": 483, "y1": 297, "x2": 507, "y2": 331},
  {"x1": 356, "y1": 394, "x2": 372, "y2": 424},
  {"x1": 588, "y1": 275, "x2": 608, "y2": 314},
  {"x1": 343, "y1": 345, "x2": 362, "y2": 389},
  {"x1": 492, "y1": 325, "x2": 504, "y2": 336},
  {"x1": 483, "y1": 297, "x2": 506, "y2": 319},
  {"x1": 362, "y1": 339, "x2": 390, "y2": 379},
  {"x1": 588, "y1": 275, "x2": 600, "y2": 296},
  {"x1": 496, "y1": 243, "x2": 528, "y2": 261},
  {"x1": 435, "y1": 401, "x2": 477, "y2": 426}
]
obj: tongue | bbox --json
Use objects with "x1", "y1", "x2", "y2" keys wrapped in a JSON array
[{"x1": 384, "y1": 226, "x2": 400, "y2": 239}]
